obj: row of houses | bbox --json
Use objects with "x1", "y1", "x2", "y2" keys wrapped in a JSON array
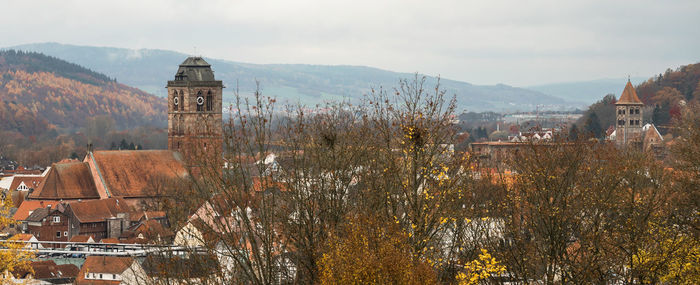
[{"x1": 12, "y1": 198, "x2": 170, "y2": 246}]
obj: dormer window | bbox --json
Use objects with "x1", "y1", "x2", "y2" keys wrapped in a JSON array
[{"x1": 53, "y1": 216, "x2": 60, "y2": 223}]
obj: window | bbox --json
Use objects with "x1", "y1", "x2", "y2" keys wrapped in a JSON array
[
  {"x1": 53, "y1": 216, "x2": 60, "y2": 223},
  {"x1": 635, "y1": 108, "x2": 640, "y2": 114},
  {"x1": 113, "y1": 274, "x2": 117, "y2": 279},
  {"x1": 64, "y1": 231, "x2": 68, "y2": 237},
  {"x1": 630, "y1": 120, "x2": 634, "y2": 125},
  {"x1": 56, "y1": 231, "x2": 61, "y2": 238},
  {"x1": 179, "y1": 91, "x2": 184, "y2": 111},
  {"x1": 100, "y1": 274, "x2": 103, "y2": 279},
  {"x1": 206, "y1": 91, "x2": 213, "y2": 111},
  {"x1": 618, "y1": 120, "x2": 625, "y2": 126}
]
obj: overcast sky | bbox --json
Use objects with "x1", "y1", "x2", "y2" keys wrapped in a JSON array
[{"x1": 2, "y1": 0, "x2": 699, "y2": 86}]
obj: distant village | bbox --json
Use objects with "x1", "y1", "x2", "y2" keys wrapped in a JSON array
[{"x1": 0, "y1": 57, "x2": 678, "y2": 284}]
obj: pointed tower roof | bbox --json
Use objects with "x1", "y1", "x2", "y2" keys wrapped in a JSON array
[{"x1": 616, "y1": 80, "x2": 643, "y2": 105}]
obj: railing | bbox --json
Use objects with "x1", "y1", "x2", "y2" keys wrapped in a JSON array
[{"x1": 2, "y1": 240, "x2": 206, "y2": 257}]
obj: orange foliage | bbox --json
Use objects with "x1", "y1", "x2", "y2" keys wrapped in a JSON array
[{"x1": 0, "y1": 69, "x2": 165, "y2": 135}]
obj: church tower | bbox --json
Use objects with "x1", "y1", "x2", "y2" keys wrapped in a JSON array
[
  {"x1": 167, "y1": 57, "x2": 223, "y2": 161},
  {"x1": 615, "y1": 80, "x2": 644, "y2": 145}
]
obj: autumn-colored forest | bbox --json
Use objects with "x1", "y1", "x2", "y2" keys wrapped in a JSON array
[{"x1": 0, "y1": 50, "x2": 167, "y2": 166}]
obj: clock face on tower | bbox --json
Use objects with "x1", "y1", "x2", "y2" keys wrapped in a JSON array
[
  {"x1": 173, "y1": 97, "x2": 179, "y2": 106},
  {"x1": 196, "y1": 96, "x2": 204, "y2": 105}
]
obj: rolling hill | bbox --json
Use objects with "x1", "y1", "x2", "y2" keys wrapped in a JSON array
[
  {"x1": 0, "y1": 50, "x2": 166, "y2": 137},
  {"x1": 6, "y1": 43, "x2": 580, "y2": 112}
]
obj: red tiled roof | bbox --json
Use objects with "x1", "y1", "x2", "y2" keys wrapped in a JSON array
[
  {"x1": 9, "y1": 233, "x2": 35, "y2": 241},
  {"x1": 252, "y1": 177, "x2": 288, "y2": 192},
  {"x1": 70, "y1": 235, "x2": 95, "y2": 243},
  {"x1": 68, "y1": 197, "x2": 134, "y2": 223},
  {"x1": 75, "y1": 256, "x2": 134, "y2": 285},
  {"x1": 91, "y1": 150, "x2": 187, "y2": 198},
  {"x1": 616, "y1": 81, "x2": 643, "y2": 105},
  {"x1": 30, "y1": 162, "x2": 100, "y2": 200},
  {"x1": 12, "y1": 260, "x2": 78, "y2": 280},
  {"x1": 130, "y1": 211, "x2": 166, "y2": 222},
  {"x1": 9, "y1": 176, "x2": 44, "y2": 192},
  {"x1": 13, "y1": 200, "x2": 60, "y2": 221},
  {"x1": 122, "y1": 219, "x2": 173, "y2": 242},
  {"x1": 56, "y1": 264, "x2": 80, "y2": 278},
  {"x1": 99, "y1": 238, "x2": 120, "y2": 244}
]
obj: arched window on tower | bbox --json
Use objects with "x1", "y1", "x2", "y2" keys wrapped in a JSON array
[
  {"x1": 196, "y1": 91, "x2": 204, "y2": 111},
  {"x1": 179, "y1": 91, "x2": 184, "y2": 111},
  {"x1": 206, "y1": 91, "x2": 213, "y2": 111}
]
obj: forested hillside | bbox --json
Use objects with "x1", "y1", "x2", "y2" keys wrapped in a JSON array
[
  {"x1": 636, "y1": 62, "x2": 700, "y2": 126},
  {"x1": 0, "y1": 50, "x2": 167, "y2": 166},
  {"x1": 0, "y1": 50, "x2": 166, "y2": 136}
]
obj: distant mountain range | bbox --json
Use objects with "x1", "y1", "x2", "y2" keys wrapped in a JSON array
[
  {"x1": 526, "y1": 77, "x2": 648, "y2": 105},
  {"x1": 6, "y1": 43, "x2": 584, "y2": 112}
]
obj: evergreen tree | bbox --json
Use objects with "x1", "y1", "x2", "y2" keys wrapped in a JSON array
[
  {"x1": 119, "y1": 139, "x2": 128, "y2": 150},
  {"x1": 569, "y1": 124, "x2": 579, "y2": 140},
  {"x1": 584, "y1": 112, "x2": 603, "y2": 138}
]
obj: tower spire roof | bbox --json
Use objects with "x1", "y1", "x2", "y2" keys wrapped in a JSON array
[{"x1": 616, "y1": 81, "x2": 643, "y2": 105}]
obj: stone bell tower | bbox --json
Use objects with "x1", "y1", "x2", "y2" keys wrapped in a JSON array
[
  {"x1": 615, "y1": 80, "x2": 644, "y2": 146},
  {"x1": 167, "y1": 57, "x2": 223, "y2": 161}
]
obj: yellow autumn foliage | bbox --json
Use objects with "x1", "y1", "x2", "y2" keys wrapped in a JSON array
[
  {"x1": 457, "y1": 249, "x2": 506, "y2": 285},
  {"x1": 318, "y1": 215, "x2": 436, "y2": 285},
  {"x1": 0, "y1": 195, "x2": 34, "y2": 279}
]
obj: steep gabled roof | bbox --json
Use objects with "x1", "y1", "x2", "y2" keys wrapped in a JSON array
[
  {"x1": 68, "y1": 197, "x2": 133, "y2": 223},
  {"x1": 13, "y1": 200, "x2": 60, "y2": 221},
  {"x1": 9, "y1": 176, "x2": 44, "y2": 191},
  {"x1": 77, "y1": 256, "x2": 134, "y2": 281},
  {"x1": 644, "y1": 124, "x2": 663, "y2": 142},
  {"x1": 30, "y1": 162, "x2": 100, "y2": 200},
  {"x1": 25, "y1": 207, "x2": 50, "y2": 222},
  {"x1": 616, "y1": 81, "x2": 644, "y2": 105},
  {"x1": 9, "y1": 233, "x2": 36, "y2": 241},
  {"x1": 90, "y1": 150, "x2": 188, "y2": 198}
]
